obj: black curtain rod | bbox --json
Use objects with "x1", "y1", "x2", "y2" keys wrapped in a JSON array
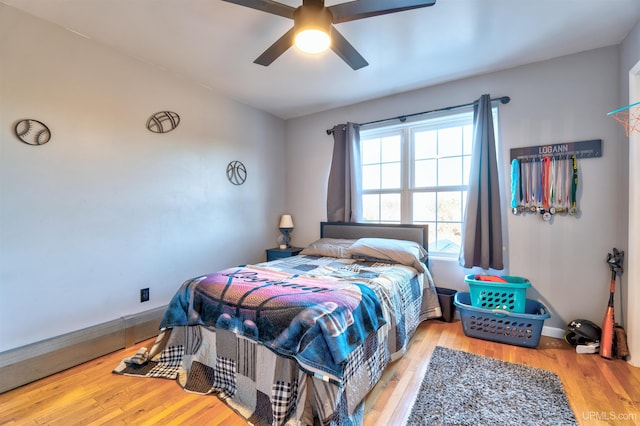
[{"x1": 326, "y1": 96, "x2": 510, "y2": 135}]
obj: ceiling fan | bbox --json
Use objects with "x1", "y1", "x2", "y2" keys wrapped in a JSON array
[{"x1": 222, "y1": 0, "x2": 437, "y2": 70}]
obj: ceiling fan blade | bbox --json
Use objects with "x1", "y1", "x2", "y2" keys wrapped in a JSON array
[
  {"x1": 329, "y1": 0, "x2": 436, "y2": 24},
  {"x1": 330, "y1": 26, "x2": 368, "y2": 70},
  {"x1": 222, "y1": 0, "x2": 295, "y2": 19},
  {"x1": 254, "y1": 27, "x2": 296, "y2": 66}
]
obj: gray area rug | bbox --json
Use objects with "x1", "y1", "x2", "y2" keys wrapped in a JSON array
[{"x1": 406, "y1": 346, "x2": 578, "y2": 425}]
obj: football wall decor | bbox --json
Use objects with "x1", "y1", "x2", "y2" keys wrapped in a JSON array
[
  {"x1": 146, "y1": 111, "x2": 180, "y2": 133},
  {"x1": 14, "y1": 119, "x2": 51, "y2": 146}
]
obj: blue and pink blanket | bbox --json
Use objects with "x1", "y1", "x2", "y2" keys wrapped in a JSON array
[
  {"x1": 116, "y1": 256, "x2": 441, "y2": 425},
  {"x1": 160, "y1": 265, "x2": 385, "y2": 378}
]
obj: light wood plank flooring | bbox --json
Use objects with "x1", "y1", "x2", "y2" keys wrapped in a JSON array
[{"x1": 1, "y1": 320, "x2": 639, "y2": 425}]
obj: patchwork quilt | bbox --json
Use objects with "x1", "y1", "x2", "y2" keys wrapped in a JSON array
[{"x1": 114, "y1": 255, "x2": 441, "y2": 425}]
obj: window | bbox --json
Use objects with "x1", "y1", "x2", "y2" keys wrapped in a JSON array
[{"x1": 359, "y1": 108, "x2": 498, "y2": 256}]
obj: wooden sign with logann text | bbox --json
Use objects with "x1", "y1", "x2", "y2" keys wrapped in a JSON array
[{"x1": 510, "y1": 139, "x2": 602, "y2": 162}]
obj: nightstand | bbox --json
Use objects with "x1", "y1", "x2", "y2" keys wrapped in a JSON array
[{"x1": 266, "y1": 247, "x2": 303, "y2": 262}]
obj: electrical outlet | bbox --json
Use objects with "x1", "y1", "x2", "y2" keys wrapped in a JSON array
[{"x1": 140, "y1": 288, "x2": 150, "y2": 303}]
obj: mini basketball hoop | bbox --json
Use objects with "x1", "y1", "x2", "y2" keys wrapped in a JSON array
[{"x1": 608, "y1": 101, "x2": 640, "y2": 136}]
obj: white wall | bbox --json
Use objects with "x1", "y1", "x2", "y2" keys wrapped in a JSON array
[
  {"x1": 285, "y1": 46, "x2": 623, "y2": 330},
  {"x1": 0, "y1": 5, "x2": 286, "y2": 352},
  {"x1": 620, "y1": 19, "x2": 640, "y2": 366}
]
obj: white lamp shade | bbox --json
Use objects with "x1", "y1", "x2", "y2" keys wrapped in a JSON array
[{"x1": 279, "y1": 214, "x2": 294, "y2": 229}]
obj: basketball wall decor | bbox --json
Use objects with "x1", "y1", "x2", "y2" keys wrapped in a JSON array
[
  {"x1": 146, "y1": 111, "x2": 180, "y2": 133},
  {"x1": 14, "y1": 119, "x2": 51, "y2": 146},
  {"x1": 227, "y1": 161, "x2": 247, "y2": 185}
]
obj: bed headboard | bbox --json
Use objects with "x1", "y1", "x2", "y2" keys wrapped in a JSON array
[{"x1": 320, "y1": 222, "x2": 428, "y2": 252}]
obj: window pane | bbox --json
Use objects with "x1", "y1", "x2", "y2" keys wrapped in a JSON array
[
  {"x1": 413, "y1": 192, "x2": 436, "y2": 221},
  {"x1": 463, "y1": 125, "x2": 473, "y2": 155},
  {"x1": 361, "y1": 138, "x2": 380, "y2": 165},
  {"x1": 437, "y1": 191, "x2": 463, "y2": 221},
  {"x1": 415, "y1": 131, "x2": 437, "y2": 159},
  {"x1": 414, "y1": 159, "x2": 437, "y2": 187},
  {"x1": 436, "y1": 223, "x2": 462, "y2": 253},
  {"x1": 381, "y1": 163, "x2": 401, "y2": 189},
  {"x1": 380, "y1": 193, "x2": 400, "y2": 222},
  {"x1": 362, "y1": 194, "x2": 380, "y2": 221},
  {"x1": 438, "y1": 127, "x2": 462, "y2": 157},
  {"x1": 381, "y1": 135, "x2": 401, "y2": 162},
  {"x1": 362, "y1": 164, "x2": 380, "y2": 190},
  {"x1": 463, "y1": 155, "x2": 472, "y2": 185},
  {"x1": 425, "y1": 222, "x2": 437, "y2": 251},
  {"x1": 438, "y1": 157, "x2": 463, "y2": 186}
]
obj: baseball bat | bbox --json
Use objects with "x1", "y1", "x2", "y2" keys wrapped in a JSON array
[
  {"x1": 600, "y1": 248, "x2": 623, "y2": 359},
  {"x1": 599, "y1": 268, "x2": 616, "y2": 359}
]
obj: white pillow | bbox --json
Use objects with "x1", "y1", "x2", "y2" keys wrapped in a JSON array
[
  {"x1": 299, "y1": 238, "x2": 356, "y2": 258},
  {"x1": 347, "y1": 237, "x2": 427, "y2": 273}
]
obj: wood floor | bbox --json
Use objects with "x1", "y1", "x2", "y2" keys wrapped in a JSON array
[{"x1": 1, "y1": 320, "x2": 639, "y2": 425}]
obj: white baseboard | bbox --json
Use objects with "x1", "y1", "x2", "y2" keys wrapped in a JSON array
[
  {"x1": 542, "y1": 326, "x2": 566, "y2": 339},
  {"x1": 0, "y1": 306, "x2": 167, "y2": 394}
]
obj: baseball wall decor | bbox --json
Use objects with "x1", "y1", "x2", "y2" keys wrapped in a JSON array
[
  {"x1": 14, "y1": 119, "x2": 51, "y2": 146},
  {"x1": 226, "y1": 161, "x2": 247, "y2": 185},
  {"x1": 146, "y1": 111, "x2": 180, "y2": 133}
]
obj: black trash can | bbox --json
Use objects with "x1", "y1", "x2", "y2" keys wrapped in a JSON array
[{"x1": 436, "y1": 287, "x2": 457, "y2": 322}]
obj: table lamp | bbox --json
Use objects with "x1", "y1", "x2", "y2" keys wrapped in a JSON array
[{"x1": 278, "y1": 214, "x2": 294, "y2": 249}]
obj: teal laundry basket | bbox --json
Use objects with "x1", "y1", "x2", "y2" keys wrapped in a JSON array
[{"x1": 464, "y1": 274, "x2": 531, "y2": 313}]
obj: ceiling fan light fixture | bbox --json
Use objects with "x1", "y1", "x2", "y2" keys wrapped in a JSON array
[
  {"x1": 224, "y1": 0, "x2": 437, "y2": 69},
  {"x1": 293, "y1": 4, "x2": 332, "y2": 54},
  {"x1": 294, "y1": 29, "x2": 330, "y2": 54}
]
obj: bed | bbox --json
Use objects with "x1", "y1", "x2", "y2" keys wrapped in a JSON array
[{"x1": 114, "y1": 222, "x2": 441, "y2": 425}]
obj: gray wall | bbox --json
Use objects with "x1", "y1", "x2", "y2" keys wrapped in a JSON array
[
  {"x1": 0, "y1": 5, "x2": 286, "y2": 353},
  {"x1": 285, "y1": 46, "x2": 625, "y2": 330}
]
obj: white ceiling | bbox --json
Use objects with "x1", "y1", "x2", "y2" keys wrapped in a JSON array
[{"x1": 3, "y1": 0, "x2": 640, "y2": 119}]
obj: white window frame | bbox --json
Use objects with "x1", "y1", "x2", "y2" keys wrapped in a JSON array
[{"x1": 359, "y1": 106, "x2": 499, "y2": 257}]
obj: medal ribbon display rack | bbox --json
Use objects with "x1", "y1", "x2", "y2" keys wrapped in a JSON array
[{"x1": 509, "y1": 139, "x2": 602, "y2": 221}]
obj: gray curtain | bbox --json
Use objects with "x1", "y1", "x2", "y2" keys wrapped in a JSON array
[
  {"x1": 459, "y1": 94, "x2": 504, "y2": 270},
  {"x1": 327, "y1": 122, "x2": 361, "y2": 222}
]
